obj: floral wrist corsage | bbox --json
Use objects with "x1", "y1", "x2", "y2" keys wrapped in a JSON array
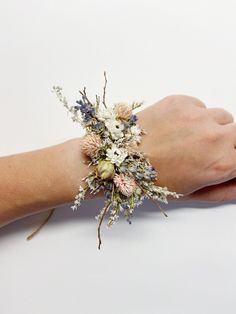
[{"x1": 52, "y1": 72, "x2": 183, "y2": 249}]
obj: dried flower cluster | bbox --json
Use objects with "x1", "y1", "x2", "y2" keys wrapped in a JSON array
[{"x1": 52, "y1": 72, "x2": 183, "y2": 249}]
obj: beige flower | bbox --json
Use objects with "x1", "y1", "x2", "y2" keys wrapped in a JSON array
[
  {"x1": 113, "y1": 174, "x2": 137, "y2": 197},
  {"x1": 81, "y1": 133, "x2": 101, "y2": 157},
  {"x1": 125, "y1": 142, "x2": 139, "y2": 154},
  {"x1": 114, "y1": 102, "x2": 132, "y2": 120}
]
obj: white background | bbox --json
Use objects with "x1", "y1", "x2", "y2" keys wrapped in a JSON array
[{"x1": 1, "y1": 0, "x2": 236, "y2": 313}]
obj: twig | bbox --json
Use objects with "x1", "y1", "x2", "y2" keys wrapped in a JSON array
[
  {"x1": 135, "y1": 181, "x2": 168, "y2": 218},
  {"x1": 111, "y1": 182, "x2": 115, "y2": 200},
  {"x1": 102, "y1": 71, "x2": 107, "y2": 108},
  {"x1": 26, "y1": 208, "x2": 55, "y2": 240},
  {"x1": 97, "y1": 201, "x2": 112, "y2": 250},
  {"x1": 147, "y1": 195, "x2": 168, "y2": 217},
  {"x1": 95, "y1": 94, "x2": 100, "y2": 110},
  {"x1": 97, "y1": 183, "x2": 114, "y2": 249},
  {"x1": 90, "y1": 183, "x2": 102, "y2": 194}
]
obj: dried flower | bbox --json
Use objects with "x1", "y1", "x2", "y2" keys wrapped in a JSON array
[
  {"x1": 71, "y1": 185, "x2": 87, "y2": 210},
  {"x1": 114, "y1": 102, "x2": 132, "y2": 120},
  {"x1": 105, "y1": 118, "x2": 124, "y2": 139},
  {"x1": 82, "y1": 133, "x2": 101, "y2": 157},
  {"x1": 125, "y1": 142, "x2": 139, "y2": 154},
  {"x1": 106, "y1": 144, "x2": 128, "y2": 166},
  {"x1": 97, "y1": 105, "x2": 116, "y2": 121},
  {"x1": 96, "y1": 160, "x2": 115, "y2": 180},
  {"x1": 114, "y1": 174, "x2": 137, "y2": 197},
  {"x1": 76, "y1": 98, "x2": 95, "y2": 122},
  {"x1": 52, "y1": 71, "x2": 183, "y2": 250}
]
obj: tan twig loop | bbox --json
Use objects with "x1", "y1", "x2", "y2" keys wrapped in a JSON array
[{"x1": 26, "y1": 208, "x2": 55, "y2": 241}]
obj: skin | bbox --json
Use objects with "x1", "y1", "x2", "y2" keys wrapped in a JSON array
[
  {"x1": 0, "y1": 94, "x2": 236, "y2": 227},
  {"x1": 0, "y1": 139, "x2": 89, "y2": 226},
  {"x1": 137, "y1": 95, "x2": 236, "y2": 202}
]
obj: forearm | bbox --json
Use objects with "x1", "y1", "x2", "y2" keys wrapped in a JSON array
[{"x1": 0, "y1": 138, "x2": 89, "y2": 226}]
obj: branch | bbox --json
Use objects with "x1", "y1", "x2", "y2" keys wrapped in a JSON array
[
  {"x1": 135, "y1": 181, "x2": 168, "y2": 218},
  {"x1": 97, "y1": 201, "x2": 112, "y2": 249},
  {"x1": 95, "y1": 94, "x2": 100, "y2": 110},
  {"x1": 97, "y1": 183, "x2": 114, "y2": 249},
  {"x1": 26, "y1": 208, "x2": 55, "y2": 240},
  {"x1": 102, "y1": 71, "x2": 107, "y2": 108}
]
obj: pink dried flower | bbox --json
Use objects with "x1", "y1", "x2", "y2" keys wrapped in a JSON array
[
  {"x1": 114, "y1": 102, "x2": 132, "y2": 120},
  {"x1": 113, "y1": 174, "x2": 137, "y2": 197},
  {"x1": 125, "y1": 142, "x2": 139, "y2": 154},
  {"x1": 82, "y1": 133, "x2": 101, "y2": 157}
]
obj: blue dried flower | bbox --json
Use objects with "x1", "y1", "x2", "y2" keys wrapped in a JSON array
[
  {"x1": 106, "y1": 182, "x2": 113, "y2": 190},
  {"x1": 76, "y1": 98, "x2": 95, "y2": 122},
  {"x1": 123, "y1": 203, "x2": 129, "y2": 209},
  {"x1": 94, "y1": 122, "x2": 104, "y2": 131},
  {"x1": 105, "y1": 190, "x2": 112, "y2": 199},
  {"x1": 135, "y1": 173, "x2": 144, "y2": 180},
  {"x1": 147, "y1": 166, "x2": 158, "y2": 180},
  {"x1": 129, "y1": 114, "x2": 138, "y2": 125}
]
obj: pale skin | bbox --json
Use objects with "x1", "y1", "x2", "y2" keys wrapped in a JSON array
[{"x1": 0, "y1": 95, "x2": 236, "y2": 227}]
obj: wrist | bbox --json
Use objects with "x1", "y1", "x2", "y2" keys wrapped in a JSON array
[
  {"x1": 0, "y1": 139, "x2": 91, "y2": 226},
  {"x1": 57, "y1": 138, "x2": 90, "y2": 203}
]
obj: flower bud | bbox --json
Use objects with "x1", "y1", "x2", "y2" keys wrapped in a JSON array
[{"x1": 96, "y1": 160, "x2": 115, "y2": 180}]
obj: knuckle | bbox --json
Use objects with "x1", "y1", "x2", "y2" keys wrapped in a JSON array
[
  {"x1": 228, "y1": 112, "x2": 234, "y2": 122},
  {"x1": 203, "y1": 128, "x2": 223, "y2": 143},
  {"x1": 208, "y1": 108, "x2": 234, "y2": 124},
  {"x1": 181, "y1": 110, "x2": 204, "y2": 122},
  {"x1": 213, "y1": 161, "x2": 231, "y2": 173},
  {"x1": 165, "y1": 94, "x2": 205, "y2": 107},
  {"x1": 189, "y1": 96, "x2": 206, "y2": 108},
  {"x1": 163, "y1": 94, "x2": 190, "y2": 106},
  {"x1": 163, "y1": 95, "x2": 178, "y2": 106},
  {"x1": 220, "y1": 108, "x2": 234, "y2": 122},
  {"x1": 163, "y1": 95, "x2": 189, "y2": 114},
  {"x1": 211, "y1": 157, "x2": 235, "y2": 178}
]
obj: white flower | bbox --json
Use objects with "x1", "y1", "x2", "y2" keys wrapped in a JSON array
[
  {"x1": 96, "y1": 104, "x2": 125, "y2": 139},
  {"x1": 105, "y1": 118, "x2": 124, "y2": 139},
  {"x1": 97, "y1": 105, "x2": 116, "y2": 121},
  {"x1": 130, "y1": 125, "x2": 142, "y2": 143},
  {"x1": 106, "y1": 144, "x2": 128, "y2": 166},
  {"x1": 130, "y1": 125, "x2": 141, "y2": 136}
]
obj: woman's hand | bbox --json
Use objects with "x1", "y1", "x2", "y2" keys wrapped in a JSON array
[{"x1": 137, "y1": 95, "x2": 236, "y2": 202}]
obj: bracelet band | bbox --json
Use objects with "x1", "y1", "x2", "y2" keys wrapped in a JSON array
[{"x1": 53, "y1": 72, "x2": 182, "y2": 249}]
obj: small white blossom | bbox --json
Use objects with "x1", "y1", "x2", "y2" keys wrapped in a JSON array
[
  {"x1": 71, "y1": 185, "x2": 87, "y2": 210},
  {"x1": 52, "y1": 86, "x2": 83, "y2": 125},
  {"x1": 102, "y1": 136, "x2": 113, "y2": 146},
  {"x1": 130, "y1": 125, "x2": 141, "y2": 135},
  {"x1": 105, "y1": 118, "x2": 124, "y2": 139},
  {"x1": 97, "y1": 105, "x2": 116, "y2": 121},
  {"x1": 106, "y1": 144, "x2": 128, "y2": 166},
  {"x1": 130, "y1": 125, "x2": 142, "y2": 143}
]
